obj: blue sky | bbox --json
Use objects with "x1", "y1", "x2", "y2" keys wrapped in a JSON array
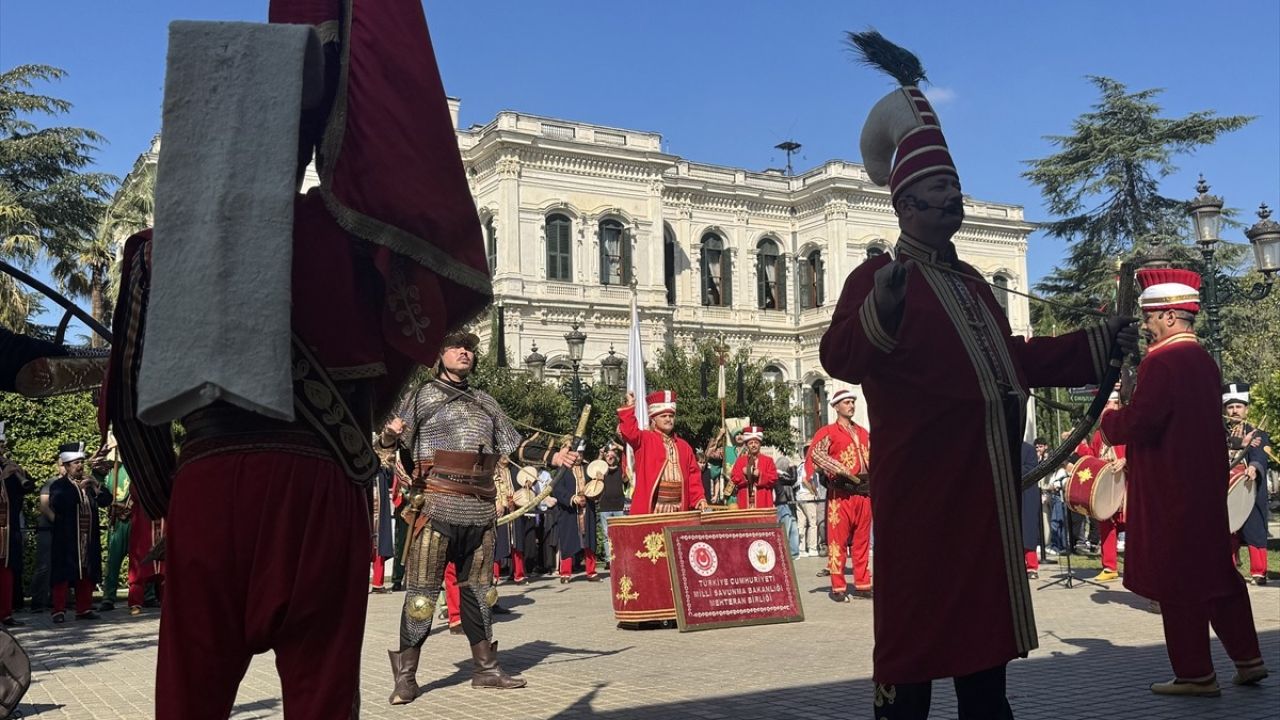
[{"x1": 3, "y1": 0, "x2": 1278, "y2": 327}]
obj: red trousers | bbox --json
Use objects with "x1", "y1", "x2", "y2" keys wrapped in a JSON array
[
  {"x1": 492, "y1": 561, "x2": 501, "y2": 581},
  {"x1": 1099, "y1": 516, "x2": 1124, "y2": 572},
  {"x1": 827, "y1": 494, "x2": 872, "y2": 592},
  {"x1": 511, "y1": 550, "x2": 527, "y2": 582},
  {"x1": 155, "y1": 453, "x2": 369, "y2": 720},
  {"x1": 371, "y1": 547, "x2": 387, "y2": 588},
  {"x1": 1231, "y1": 537, "x2": 1268, "y2": 578},
  {"x1": 444, "y1": 561, "x2": 460, "y2": 627},
  {"x1": 0, "y1": 567, "x2": 12, "y2": 619},
  {"x1": 1160, "y1": 576, "x2": 1263, "y2": 681},
  {"x1": 1024, "y1": 549, "x2": 1039, "y2": 572},
  {"x1": 559, "y1": 548, "x2": 597, "y2": 577},
  {"x1": 52, "y1": 578, "x2": 94, "y2": 616}
]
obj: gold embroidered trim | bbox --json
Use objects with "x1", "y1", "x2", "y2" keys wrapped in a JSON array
[
  {"x1": 315, "y1": 0, "x2": 493, "y2": 299},
  {"x1": 920, "y1": 265, "x2": 1038, "y2": 656}
]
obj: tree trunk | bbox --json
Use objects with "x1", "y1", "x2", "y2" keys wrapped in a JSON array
[{"x1": 90, "y1": 266, "x2": 105, "y2": 349}]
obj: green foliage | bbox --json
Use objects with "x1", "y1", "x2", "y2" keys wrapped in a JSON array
[
  {"x1": 0, "y1": 389, "x2": 103, "y2": 595},
  {"x1": 1220, "y1": 269, "x2": 1280, "y2": 393},
  {"x1": 1024, "y1": 76, "x2": 1252, "y2": 332},
  {"x1": 467, "y1": 338, "x2": 798, "y2": 457},
  {"x1": 0, "y1": 64, "x2": 115, "y2": 333},
  {"x1": 646, "y1": 338, "x2": 798, "y2": 454}
]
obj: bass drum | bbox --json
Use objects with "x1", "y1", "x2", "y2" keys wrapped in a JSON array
[
  {"x1": 1227, "y1": 464, "x2": 1254, "y2": 533},
  {"x1": 1066, "y1": 456, "x2": 1126, "y2": 521}
]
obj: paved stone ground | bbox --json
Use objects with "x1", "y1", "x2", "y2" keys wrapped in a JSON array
[{"x1": 13, "y1": 555, "x2": 1279, "y2": 719}]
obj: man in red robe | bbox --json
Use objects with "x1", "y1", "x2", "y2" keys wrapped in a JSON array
[
  {"x1": 806, "y1": 388, "x2": 873, "y2": 601},
  {"x1": 1074, "y1": 389, "x2": 1127, "y2": 582},
  {"x1": 101, "y1": 2, "x2": 491, "y2": 717},
  {"x1": 1100, "y1": 268, "x2": 1267, "y2": 696},
  {"x1": 618, "y1": 390, "x2": 706, "y2": 515},
  {"x1": 729, "y1": 425, "x2": 777, "y2": 509},
  {"x1": 823, "y1": 32, "x2": 1138, "y2": 719}
]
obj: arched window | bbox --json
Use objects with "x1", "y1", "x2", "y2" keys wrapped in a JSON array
[
  {"x1": 484, "y1": 216, "x2": 497, "y2": 274},
  {"x1": 763, "y1": 364, "x2": 785, "y2": 400},
  {"x1": 756, "y1": 238, "x2": 785, "y2": 310},
  {"x1": 866, "y1": 243, "x2": 886, "y2": 260},
  {"x1": 545, "y1": 214, "x2": 572, "y2": 281},
  {"x1": 700, "y1": 233, "x2": 731, "y2": 307},
  {"x1": 992, "y1": 273, "x2": 1010, "y2": 315},
  {"x1": 663, "y1": 226, "x2": 677, "y2": 306},
  {"x1": 804, "y1": 379, "x2": 829, "y2": 438},
  {"x1": 798, "y1": 249, "x2": 824, "y2": 309},
  {"x1": 598, "y1": 219, "x2": 631, "y2": 286}
]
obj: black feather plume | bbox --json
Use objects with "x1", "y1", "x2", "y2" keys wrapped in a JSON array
[{"x1": 845, "y1": 29, "x2": 927, "y2": 87}]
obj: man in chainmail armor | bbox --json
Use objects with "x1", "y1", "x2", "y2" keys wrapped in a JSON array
[{"x1": 382, "y1": 331, "x2": 577, "y2": 704}]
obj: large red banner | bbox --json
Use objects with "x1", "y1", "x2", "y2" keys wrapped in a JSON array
[{"x1": 664, "y1": 523, "x2": 804, "y2": 632}]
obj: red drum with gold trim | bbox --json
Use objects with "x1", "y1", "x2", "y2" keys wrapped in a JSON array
[
  {"x1": 607, "y1": 510, "x2": 701, "y2": 623},
  {"x1": 1067, "y1": 456, "x2": 1126, "y2": 521},
  {"x1": 1227, "y1": 464, "x2": 1253, "y2": 533},
  {"x1": 699, "y1": 506, "x2": 777, "y2": 525}
]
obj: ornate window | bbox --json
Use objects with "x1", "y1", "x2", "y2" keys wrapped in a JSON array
[
  {"x1": 756, "y1": 238, "x2": 785, "y2": 310},
  {"x1": 866, "y1": 243, "x2": 886, "y2": 260},
  {"x1": 598, "y1": 219, "x2": 630, "y2": 286},
  {"x1": 663, "y1": 226, "x2": 677, "y2": 306},
  {"x1": 804, "y1": 379, "x2": 829, "y2": 438},
  {"x1": 484, "y1": 216, "x2": 497, "y2": 274},
  {"x1": 798, "y1": 249, "x2": 824, "y2": 309},
  {"x1": 763, "y1": 364, "x2": 784, "y2": 384},
  {"x1": 545, "y1": 214, "x2": 572, "y2": 281},
  {"x1": 700, "y1": 233, "x2": 731, "y2": 307},
  {"x1": 993, "y1": 273, "x2": 1010, "y2": 314},
  {"x1": 763, "y1": 364, "x2": 785, "y2": 400}
]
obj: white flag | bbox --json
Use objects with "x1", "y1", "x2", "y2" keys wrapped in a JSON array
[
  {"x1": 627, "y1": 291, "x2": 648, "y2": 429},
  {"x1": 625, "y1": 291, "x2": 648, "y2": 496},
  {"x1": 716, "y1": 359, "x2": 726, "y2": 400}
]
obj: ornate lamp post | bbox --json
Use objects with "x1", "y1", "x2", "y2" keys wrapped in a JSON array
[
  {"x1": 565, "y1": 323, "x2": 587, "y2": 411},
  {"x1": 1187, "y1": 176, "x2": 1278, "y2": 369},
  {"x1": 524, "y1": 342, "x2": 545, "y2": 382},
  {"x1": 601, "y1": 344, "x2": 624, "y2": 390}
]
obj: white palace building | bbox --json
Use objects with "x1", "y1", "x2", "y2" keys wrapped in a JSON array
[{"x1": 446, "y1": 100, "x2": 1034, "y2": 439}]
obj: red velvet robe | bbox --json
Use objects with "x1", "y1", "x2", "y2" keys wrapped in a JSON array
[
  {"x1": 805, "y1": 421, "x2": 871, "y2": 498},
  {"x1": 617, "y1": 407, "x2": 704, "y2": 515},
  {"x1": 1099, "y1": 332, "x2": 1239, "y2": 604},
  {"x1": 820, "y1": 235, "x2": 1115, "y2": 684},
  {"x1": 730, "y1": 453, "x2": 777, "y2": 509}
]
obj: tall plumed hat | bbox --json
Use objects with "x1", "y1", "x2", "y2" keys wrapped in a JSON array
[
  {"x1": 1136, "y1": 268, "x2": 1202, "y2": 313},
  {"x1": 849, "y1": 30, "x2": 958, "y2": 205},
  {"x1": 1222, "y1": 382, "x2": 1250, "y2": 406}
]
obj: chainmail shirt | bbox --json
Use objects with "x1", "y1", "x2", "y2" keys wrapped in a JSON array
[{"x1": 397, "y1": 379, "x2": 521, "y2": 526}]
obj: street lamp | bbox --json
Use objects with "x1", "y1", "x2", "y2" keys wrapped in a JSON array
[
  {"x1": 565, "y1": 323, "x2": 587, "y2": 411},
  {"x1": 1186, "y1": 176, "x2": 1276, "y2": 369},
  {"x1": 524, "y1": 342, "x2": 545, "y2": 382},
  {"x1": 601, "y1": 344, "x2": 624, "y2": 389}
]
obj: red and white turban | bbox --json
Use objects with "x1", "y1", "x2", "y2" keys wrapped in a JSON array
[
  {"x1": 829, "y1": 388, "x2": 857, "y2": 407},
  {"x1": 1137, "y1": 268, "x2": 1201, "y2": 313},
  {"x1": 741, "y1": 425, "x2": 764, "y2": 442},
  {"x1": 646, "y1": 390, "x2": 676, "y2": 417}
]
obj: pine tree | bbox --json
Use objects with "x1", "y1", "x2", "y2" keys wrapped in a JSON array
[
  {"x1": 0, "y1": 65, "x2": 114, "y2": 333},
  {"x1": 1024, "y1": 76, "x2": 1252, "y2": 330}
]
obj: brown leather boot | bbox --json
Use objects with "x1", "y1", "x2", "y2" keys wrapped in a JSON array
[
  {"x1": 387, "y1": 647, "x2": 421, "y2": 705},
  {"x1": 470, "y1": 640, "x2": 526, "y2": 689}
]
